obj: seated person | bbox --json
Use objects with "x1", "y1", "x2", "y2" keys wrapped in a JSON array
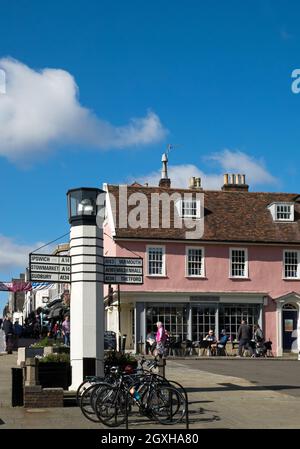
[
  {"x1": 204, "y1": 329, "x2": 217, "y2": 342},
  {"x1": 203, "y1": 329, "x2": 217, "y2": 354},
  {"x1": 211, "y1": 329, "x2": 229, "y2": 355}
]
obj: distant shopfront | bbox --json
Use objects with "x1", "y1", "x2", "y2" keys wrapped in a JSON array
[{"x1": 133, "y1": 294, "x2": 264, "y2": 351}]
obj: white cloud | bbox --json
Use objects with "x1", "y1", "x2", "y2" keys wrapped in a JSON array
[
  {"x1": 207, "y1": 149, "x2": 277, "y2": 186},
  {"x1": 134, "y1": 150, "x2": 277, "y2": 190},
  {"x1": 0, "y1": 58, "x2": 167, "y2": 162},
  {"x1": 0, "y1": 235, "x2": 46, "y2": 271}
]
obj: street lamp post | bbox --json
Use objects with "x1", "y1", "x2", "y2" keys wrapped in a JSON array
[{"x1": 67, "y1": 187, "x2": 105, "y2": 390}]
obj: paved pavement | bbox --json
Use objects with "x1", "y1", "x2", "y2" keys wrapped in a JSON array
[
  {"x1": 174, "y1": 357, "x2": 300, "y2": 398},
  {"x1": 1, "y1": 352, "x2": 300, "y2": 429},
  {"x1": 0, "y1": 330, "x2": 5, "y2": 353}
]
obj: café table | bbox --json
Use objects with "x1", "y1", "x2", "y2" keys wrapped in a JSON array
[{"x1": 198, "y1": 339, "x2": 216, "y2": 356}]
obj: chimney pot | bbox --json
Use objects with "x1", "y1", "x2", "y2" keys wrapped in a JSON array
[
  {"x1": 222, "y1": 173, "x2": 249, "y2": 191},
  {"x1": 189, "y1": 176, "x2": 196, "y2": 189}
]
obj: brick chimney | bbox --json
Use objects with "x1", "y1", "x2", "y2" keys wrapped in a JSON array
[
  {"x1": 159, "y1": 153, "x2": 171, "y2": 188},
  {"x1": 222, "y1": 173, "x2": 249, "y2": 192},
  {"x1": 189, "y1": 176, "x2": 203, "y2": 190}
]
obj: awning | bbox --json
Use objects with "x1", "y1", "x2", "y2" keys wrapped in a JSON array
[{"x1": 47, "y1": 297, "x2": 62, "y2": 308}]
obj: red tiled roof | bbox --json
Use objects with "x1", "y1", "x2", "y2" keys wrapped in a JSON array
[{"x1": 107, "y1": 185, "x2": 300, "y2": 244}]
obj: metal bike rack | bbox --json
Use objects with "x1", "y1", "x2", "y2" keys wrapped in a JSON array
[
  {"x1": 125, "y1": 390, "x2": 129, "y2": 430},
  {"x1": 167, "y1": 380, "x2": 189, "y2": 430},
  {"x1": 123, "y1": 381, "x2": 189, "y2": 429},
  {"x1": 79, "y1": 364, "x2": 190, "y2": 429}
]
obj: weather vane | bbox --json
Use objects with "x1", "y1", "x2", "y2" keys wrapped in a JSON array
[{"x1": 166, "y1": 143, "x2": 181, "y2": 156}]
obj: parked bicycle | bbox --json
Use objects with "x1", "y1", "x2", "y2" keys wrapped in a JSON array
[{"x1": 78, "y1": 356, "x2": 187, "y2": 427}]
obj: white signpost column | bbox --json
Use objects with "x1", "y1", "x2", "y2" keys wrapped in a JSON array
[{"x1": 67, "y1": 188, "x2": 105, "y2": 390}]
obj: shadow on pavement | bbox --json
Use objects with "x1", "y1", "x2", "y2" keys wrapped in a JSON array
[
  {"x1": 185, "y1": 383, "x2": 300, "y2": 393},
  {"x1": 119, "y1": 411, "x2": 221, "y2": 428},
  {"x1": 189, "y1": 400, "x2": 214, "y2": 404}
]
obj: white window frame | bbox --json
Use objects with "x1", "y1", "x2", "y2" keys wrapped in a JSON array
[
  {"x1": 185, "y1": 246, "x2": 205, "y2": 278},
  {"x1": 229, "y1": 248, "x2": 249, "y2": 278},
  {"x1": 146, "y1": 245, "x2": 166, "y2": 277},
  {"x1": 268, "y1": 202, "x2": 294, "y2": 222},
  {"x1": 176, "y1": 199, "x2": 201, "y2": 219},
  {"x1": 283, "y1": 250, "x2": 300, "y2": 280}
]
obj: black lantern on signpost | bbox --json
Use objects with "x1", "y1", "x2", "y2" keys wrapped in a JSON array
[{"x1": 66, "y1": 187, "x2": 105, "y2": 226}]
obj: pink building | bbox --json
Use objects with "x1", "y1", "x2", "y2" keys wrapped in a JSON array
[{"x1": 103, "y1": 163, "x2": 300, "y2": 356}]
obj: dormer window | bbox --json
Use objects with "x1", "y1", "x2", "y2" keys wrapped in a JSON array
[
  {"x1": 268, "y1": 202, "x2": 294, "y2": 222},
  {"x1": 177, "y1": 199, "x2": 201, "y2": 218},
  {"x1": 276, "y1": 204, "x2": 293, "y2": 221},
  {"x1": 182, "y1": 199, "x2": 198, "y2": 218}
]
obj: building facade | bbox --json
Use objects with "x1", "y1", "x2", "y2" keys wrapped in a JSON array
[
  {"x1": 8, "y1": 273, "x2": 26, "y2": 324},
  {"x1": 103, "y1": 168, "x2": 300, "y2": 356}
]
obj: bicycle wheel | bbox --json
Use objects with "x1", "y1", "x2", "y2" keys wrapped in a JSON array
[
  {"x1": 80, "y1": 383, "x2": 108, "y2": 422},
  {"x1": 76, "y1": 379, "x2": 93, "y2": 406},
  {"x1": 148, "y1": 385, "x2": 186, "y2": 425},
  {"x1": 76, "y1": 376, "x2": 107, "y2": 406},
  {"x1": 94, "y1": 384, "x2": 129, "y2": 428}
]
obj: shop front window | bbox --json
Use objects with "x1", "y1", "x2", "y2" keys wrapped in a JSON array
[
  {"x1": 192, "y1": 305, "x2": 217, "y2": 341},
  {"x1": 146, "y1": 304, "x2": 188, "y2": 340},
  {"x1": 219, "y1": 304, "x2": 260, "y2": 341}
]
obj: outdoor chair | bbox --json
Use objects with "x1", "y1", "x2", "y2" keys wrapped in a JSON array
[
  {"x1": 181, "y1": 339, "x2": 193, "y2": 356},
  {"x1": 198, "y1": 340, "x2": 213, "y2": 356},
  {"x1": 168, "y1": 337, "x2": 182, "y2": 356},
  {"x1": 264, "y1": 340, "x2": 274, "y2": 357},
  {"x1": 216, "y1": 343, "x2": 228, "y2": 356},
  {"x1": 191, "y1": 340, "x2": 200, "y2": 355}
]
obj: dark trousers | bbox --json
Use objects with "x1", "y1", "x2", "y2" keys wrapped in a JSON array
[
  {"x1": 5, "y1": 333, "x2": 14, "y2": 353},
  {"x1": 238, "y1": 339, "x2": 253, "y2": 356},
  {"x1": 145, "y1": 341, "x2": 156, "y2": 355}
]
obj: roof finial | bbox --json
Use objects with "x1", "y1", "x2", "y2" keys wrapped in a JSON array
[
  {"x1": 159, "y1": 146, "x2": 172, "y2": 188},
  {"x1": 161, "y1": 152, "x2": 168, "y2": 179}
]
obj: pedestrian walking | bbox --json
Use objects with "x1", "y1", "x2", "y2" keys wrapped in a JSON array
[
  {"x1": 253, "y1": 324, "x2": 264, "y2": 342},
  {"x1": 2, "y1": 315, "x2": 14, "y2": 354},
  {"x1": 237, "y1": 320, "x2": 253, "y2": 357},
  {"x1": 13, "y1": 320, "x2": 23, "y2": 348},
  {"x1": 33, "y1": 320, "x2": 41, "y2": 339},
  {"x1": 62, "y1": 315, "x2": 70, "y2": 346},
  {"x1": 53, "y1": 322, "x2": 61, "y2": 341},
  {"x1": 0, "y1": 321, "x2": 6, "y2": 353},
  {"x1": 154, "y1": 321, "x2": 167, "y2": 358}
]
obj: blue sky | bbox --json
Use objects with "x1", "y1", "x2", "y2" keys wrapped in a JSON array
[{"x1": 1, "y1": 0, "x2": 300, "y2": 311}]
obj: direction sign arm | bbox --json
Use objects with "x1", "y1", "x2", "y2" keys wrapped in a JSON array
[{"x1": 28, "y1": 252, "x2": 32, "y2": 284}]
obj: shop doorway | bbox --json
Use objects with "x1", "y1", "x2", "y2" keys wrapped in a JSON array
[{"x1": 282, "y1": 304, "x2": 298, "y2": 351}]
